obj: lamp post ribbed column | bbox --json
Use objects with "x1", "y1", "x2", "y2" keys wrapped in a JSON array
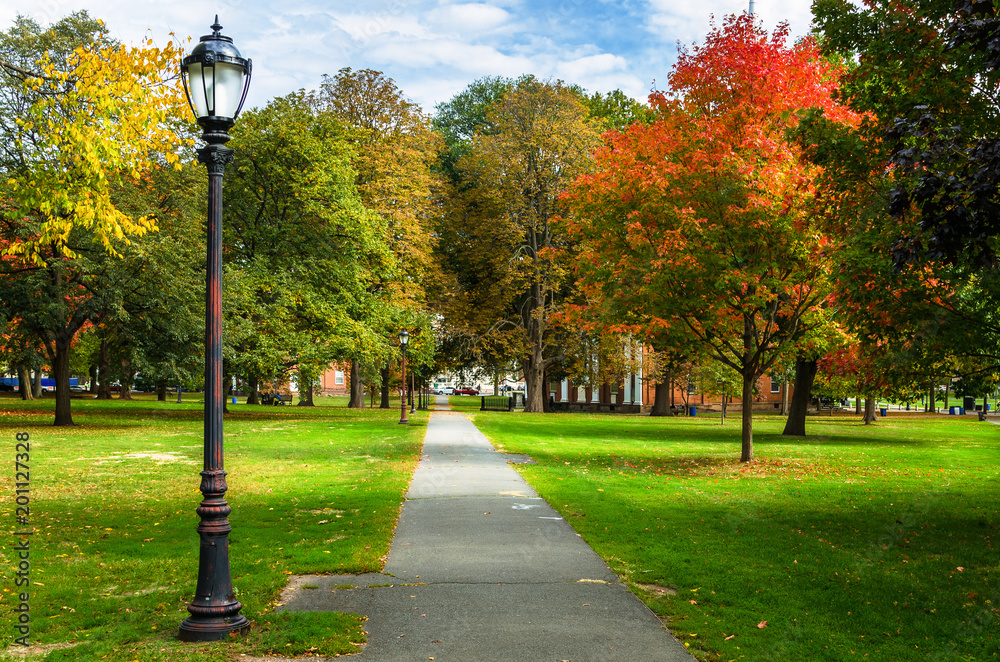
[{"x1": 178, "y1": 17, "x2": 252, "y2": 642}]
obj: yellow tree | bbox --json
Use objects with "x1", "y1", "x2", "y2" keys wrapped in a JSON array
[
  {"x1": 3, "y1": 28, "x2": 186, "y2": 262},
  {"x1": 0, "y1": 12, "x2": 188, "y2": 425}
]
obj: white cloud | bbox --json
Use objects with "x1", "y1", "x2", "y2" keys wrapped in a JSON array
[
  {"x1": 427, "y1": 3, "x2": 513, "y2": 34},
  {"x1": 369, "y1": 38, "x2": 535, "y2": 77},
  {"x1": 556, "y1": 53, "x2": 628, "y2": 81}
]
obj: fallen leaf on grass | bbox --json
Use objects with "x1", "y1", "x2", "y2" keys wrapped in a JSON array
[
  {"x1": 690, "y1": 600, "x2": 698, "y2": 605},
  {"x1": 758, "y1": 621, "x2": 768, "y2": 629},
  {"x1": 725, "y1": 635, "x2": 736, "y2": 641}
]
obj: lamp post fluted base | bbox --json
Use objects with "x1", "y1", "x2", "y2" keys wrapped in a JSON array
[{"x1": 179, "y1": 613, "x2": 250, "y2": 642}]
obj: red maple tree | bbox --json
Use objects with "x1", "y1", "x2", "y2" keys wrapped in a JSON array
[{"x1": 566, "y1": 14, "x2": 859, "y2": 461}]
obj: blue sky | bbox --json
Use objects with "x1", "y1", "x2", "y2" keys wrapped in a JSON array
[{"x1": 2, "y1": 0, "x2": 827, "y2": 114}]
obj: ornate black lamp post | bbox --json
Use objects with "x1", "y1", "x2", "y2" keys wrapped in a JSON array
[
  {"x1": 178, "y1": 16, "x2": 252, "y2": 642},
  {"x1": 398, "y1": 330, "x2": 409, "y2": 425}
]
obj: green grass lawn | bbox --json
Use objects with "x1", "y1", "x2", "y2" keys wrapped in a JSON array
[
  {"x1": 471, "y1": 411, "x2": 1000, "y2": 662},
  {"x1": 446, "y1": 394, "x2": 483, "y2": 412},
  {"x1": 0, "y1": 393, "x2": 425, "y2": 661}
]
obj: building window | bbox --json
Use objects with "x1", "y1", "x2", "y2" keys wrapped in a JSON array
[
  {"x1": 335, "y1": 370, "x2": 344, "y2": 386},
  {"x1": 771, "y1": 378, "x2": 780, "y2": 394}
]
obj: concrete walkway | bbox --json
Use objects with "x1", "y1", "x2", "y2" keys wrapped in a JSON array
[{"x1": 279, "y1": 397, "x2": 694, "y2": 661}]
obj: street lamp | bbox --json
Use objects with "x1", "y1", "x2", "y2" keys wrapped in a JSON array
[
  {"x1": 178, "y1": 16, "x2": 252, "y2": 643},
  {"x1": 398, "y1": 330, "x2": 409, "y2": 425}
]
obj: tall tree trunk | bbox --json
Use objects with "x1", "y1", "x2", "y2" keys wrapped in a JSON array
[
  {"x1": 348, "y1": 359, "x2": 364, "y2": 408},
  {"x1": 523, "y1": 342, "x2": 547, "y2": 413},
  {"x1": 176, "y1": 383, "x2": 183, "y2": 404},
  {"x1": 297, "y1": 370, "x2": 315, "y2": 407},
  {"x1": 97, "y1": 338, "x2": 111, "y2": 400},
  {"x1": 31, "y1": 371, "x2": 42, "y2": 398},
  {"x1": 17, "y1": 364, "x2": 32, "y2": 401},
  {"x1": 782, "y1": 358, "x2": 818, "y2": 436},
  {"x1": 542, "y1": 369, "x2": 554, "y2": 413},
  {"x1": 380, "y1": 362, "x2": 390, "y2": 409},
  {"x1": 48, "y1": 337, "x2": 74, "y2": 426},
  {"x1": 89, "y1": 365, "x2": 98, "y2": 394},
  {"x1": 740, "y1": 369, "x2": 754, "y2": 463},
  {"x1": 863, "y1": 397, "x2": 879, "y2": 425},
  {"x1": 156, "y1": 379, "x2": 168, "y2": 402},
  {"x1": 720, "y1": 394, "x2": 727, "y2": 425},
  {"x1": 246, "y1": 374, "x2": 260, "y2": 405},
  {"x1": 780, "y1": 379, "x2": 790, "y2": 416},
  {"x1": 855, "y1": 393, "x2": 863, "y2": 416},
  {"x1": 650, "y1": 379, "x2": 672, "y2": 416},
  {"x1": 222, "y1": 366, "x2": 231, "y2": 414},
  {"x1": 523, "y1": 292, "x2": 548, "y2": 413},
  {"x1": 305, "y1": 374, "x2": 315, "y2": 406},
  {"x1": 117, "y1": 358, "x2": 134, "y2": 400},
  {"x1": 927, "y1": 382, "x2": 936, "y2": 413},
  {"x1": 944, "y1": 382, "x2": 950, "y2": 412}
]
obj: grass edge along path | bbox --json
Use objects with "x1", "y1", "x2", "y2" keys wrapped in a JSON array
[
  {"x1": 0, "y1": 395, "x2": 425, "y2": 661},
  {"x1": 471, "y1": 411, "x2": 1000, "y2": 662}
]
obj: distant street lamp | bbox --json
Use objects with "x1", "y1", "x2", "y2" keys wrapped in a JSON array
[
  {"x1": 399, "y1": 330, "x2": 409, "y2": 425},
  {"x1": 178, "y1": 16, "x2": 252, "y2": 643},
  {"x1": 410, "y1": 371, "x2": 416, "y2": 414}
]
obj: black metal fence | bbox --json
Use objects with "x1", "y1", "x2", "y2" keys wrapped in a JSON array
[{"x1": 481, "y1": 393, "x2": 525, "y2": 411}]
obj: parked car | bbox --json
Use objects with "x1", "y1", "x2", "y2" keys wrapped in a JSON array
[{"x1": 454, "y1": 387, "x2": 479, "y2": 396}]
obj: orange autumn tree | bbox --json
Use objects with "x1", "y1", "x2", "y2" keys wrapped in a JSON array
[{"x1": 566, "y1": 14, "x2": 859, "y2": 462}]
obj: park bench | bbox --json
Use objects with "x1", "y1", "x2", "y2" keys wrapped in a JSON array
[{"x1": 261, "y1": 393, "x2": 294, "y2": 405}]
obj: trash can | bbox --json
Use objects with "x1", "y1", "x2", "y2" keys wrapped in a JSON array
[
  {"x1": 960, "y1": 407, "x2": 966, "y2": 415},
  {"x1": 879, "y1": 407, "x2": 887, "y2": 417},
  {"x1": 689, "y1": 406, "x2": 697, "y2": 417},
  {"x1": 949, "y1": 406, "x2": 958, "y2": 415},
  {"x1": 231, "y1": 396, "x2": 237, "y2": 405}
]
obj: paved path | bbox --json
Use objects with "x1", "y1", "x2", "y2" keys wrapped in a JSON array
[{"x1": 279, "y1": 397, "x2": 694, "y2": 661}]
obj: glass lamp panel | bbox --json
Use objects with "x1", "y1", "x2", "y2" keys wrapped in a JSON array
[
  {"x1": 185, "y1": 62, "x2": 210, "y2": 118},
  {"x1": 213, "y1": 62, "x2": 246, "y2": 119}
]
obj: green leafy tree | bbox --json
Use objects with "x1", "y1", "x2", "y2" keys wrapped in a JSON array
[
  {"x1": 808, "y1": 0, "x2": 1000, "y2": 417},
  {"x1": 436, "y1": 76, "x2": 602, "y2": 412},
  {"x1": 222, "y1": 92, "x2": 393, "y2": 404},
  {"x1": 314, "y1": 68, "x2": 442, "y2": 407}
]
